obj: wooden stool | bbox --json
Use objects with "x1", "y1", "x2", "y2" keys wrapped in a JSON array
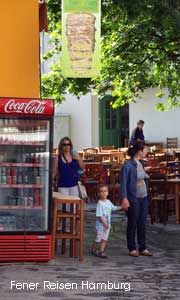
[{"x1": 52, "y1": 193, "x2": 84, "y2": 261}]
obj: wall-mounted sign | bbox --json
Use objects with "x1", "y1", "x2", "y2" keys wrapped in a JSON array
[{"x1": 62, "y1": 0, "x2": 101, "y2": 78}]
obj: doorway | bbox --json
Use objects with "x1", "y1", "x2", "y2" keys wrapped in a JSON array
[{"x1": 99, "y1": 96, "x2": 129, "y2": 148}]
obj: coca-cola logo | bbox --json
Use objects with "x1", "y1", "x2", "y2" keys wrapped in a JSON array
[{"x1": 4, "y1": 99, "x2": 46, "y2": 114}]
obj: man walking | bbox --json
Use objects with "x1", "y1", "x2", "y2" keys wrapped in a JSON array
[{"x1": 129, "y1": 120, "x2": 145, "y2": 145}]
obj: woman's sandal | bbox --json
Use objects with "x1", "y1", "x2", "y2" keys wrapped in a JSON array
[
  {"x1": 129, "y1": 250, "x2": 139, "y2": 257},
  {"x1": 139, "y1": 249, "x2": 153, "y2": 256}
]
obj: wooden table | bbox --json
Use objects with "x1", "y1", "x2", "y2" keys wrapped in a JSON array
[
  {"x1": 154, "y1": 153, "x2": 166, "y2": 158},
  {"x1": 120, "y1": 147, "x2": 128, "y2": 152},
  {"x1": 146, "y1": 142, "x2": 163, "y2": 149},
  {"x1": 163, "y1": 149, "x2": 180, "y2": 160},
  {"x1": 167, "y1": 179, "x2": 180, "y2": 224},
  {"x1": 150, "y1": 179, "x2": 180, "y2": 224},
  {"x1": 94, "y1": 152, "x2": 124, "y2": 163},
  {"x1": 164, "y1": 148, "x2": 180, "y2": 152},
  {"x1": 84, "y1": 162, "x2": 101, "y2": 165}
]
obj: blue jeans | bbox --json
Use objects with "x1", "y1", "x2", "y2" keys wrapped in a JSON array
[{"x1": 126, "y1": 197, "x2": 149, "y2": 252}]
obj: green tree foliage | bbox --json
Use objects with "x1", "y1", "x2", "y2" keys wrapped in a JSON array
[{"x1": 42, "y1": 0, "x2": 180, "y2": 110}]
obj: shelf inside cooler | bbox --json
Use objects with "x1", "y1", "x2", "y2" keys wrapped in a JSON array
[
  {"x1": 0, "y1": 210, "x2": 47, "y2": 231},
  {"x1": 0, "y1": 184, "x2": 44, "y2": 188},
  {"x1": 0, "y1": 205, "x2": 43, "y2": 209},
  {"x1": 0, "y1": 163, "x2": 43, "y2": 167},
  {"x1": 0, "y1": 142, "x2": 45, "y2": 146},
  {"x1": 0, "y1": 120, "x2": 48, "y2": 129}
]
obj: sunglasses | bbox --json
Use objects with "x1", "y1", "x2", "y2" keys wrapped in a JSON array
[{"x1": 62, "y1": 143, "x2": 71, "y2": 146}]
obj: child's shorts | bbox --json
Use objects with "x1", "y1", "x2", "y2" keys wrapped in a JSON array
[{"x1": 95, "y1": 228, "x2": 110, "y2": 242}]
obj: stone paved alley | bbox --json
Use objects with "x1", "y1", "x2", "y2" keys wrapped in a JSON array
[{"x1": 0, "y1": 207, "x2": 180, "y2": 300}]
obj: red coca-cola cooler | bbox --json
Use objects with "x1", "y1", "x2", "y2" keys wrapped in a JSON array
[{"x1": 0, "y1": 97, "x2": 54, "y2": 261}]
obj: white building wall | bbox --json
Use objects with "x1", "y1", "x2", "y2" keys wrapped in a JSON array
[
  {"x1": 129, "y1": 88, "x2": 180, "y2": 147},
  {"x1": 55, "y1": 94, "x2": 93, "y2": 150},
  {"x1": 91, "y1": 95, "x2": 99, "y2": 147},
  {"x1": 53, "y1": 115, "x2": 70, "y2": 148}
]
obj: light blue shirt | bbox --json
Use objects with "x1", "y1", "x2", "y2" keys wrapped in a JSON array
[{"x1": 96, "y1": 199, "x2": 119, "y2": 230}]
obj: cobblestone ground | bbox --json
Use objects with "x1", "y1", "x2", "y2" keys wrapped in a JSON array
[{"x1": 0, "y1": 207, "x2": 180, "y2": 300}]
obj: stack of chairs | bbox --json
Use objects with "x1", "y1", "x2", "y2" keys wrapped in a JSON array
[
  {"x1": 149, "y1": 174, "x2": 176, "y2": 224},
  {"x1": 166, "y1": 137, "x2": 178, "y2": 149}
]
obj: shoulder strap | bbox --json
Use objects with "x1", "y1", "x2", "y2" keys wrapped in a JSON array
[{"x1": 62, "y1": 153, "x2": 73, "y2": 166}]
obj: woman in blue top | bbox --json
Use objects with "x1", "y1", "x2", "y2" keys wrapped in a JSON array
[{"x1": 53, "y1": 137, "x2": 84, "y2": 196}]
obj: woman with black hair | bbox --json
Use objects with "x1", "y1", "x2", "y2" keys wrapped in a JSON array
[
  {"x1": 121, "y1": 142, "x2": 153, "y2": 257},
  {"x1": 53, "y1": 137, "x2": 84, "y2": 196}
]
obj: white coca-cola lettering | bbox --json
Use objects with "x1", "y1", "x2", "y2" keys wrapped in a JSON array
[{"x1": 4, "y1": 99, "x2": 46, "y2": 114}]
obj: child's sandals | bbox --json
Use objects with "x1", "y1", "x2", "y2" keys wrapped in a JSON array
[
  {"x1": 97, "y1": 251, "x2": 108, "y2": 258},
  {"x1": 90, "y1": 250, "x2": 98, "y2": 256}
]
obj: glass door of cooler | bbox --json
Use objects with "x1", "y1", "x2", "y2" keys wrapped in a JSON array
[{"x1": 0, "y1": 118, "x2": 51, "y2": 233}]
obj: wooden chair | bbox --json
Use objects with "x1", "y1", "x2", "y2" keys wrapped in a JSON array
[
  {"x1": 93, "y1": 155, "x2": 103, "y2": 162},
  {"x1": 165, "y1": 150, "x2": 176, "y2": 162},
  {"x1": 53, "y1": 148, "x2": 58, "y2": 158},
  {"x1": 82, "y1": 164, "x2": 106, "y2": 201},
  {"x1": 166, "y1": 137, "x2": 178, "y2": 149},
  {"x1": 167, "y1": 161, "x2": 180, "y2": 178},
  {"x1": 147, "y1": 165, "x2": 168, "y2": 177},
  {"x1": 155, "y1": 153, "x2": 166, "y2": 163},
  {"x1": 78, "y1": 151, "x2": 84, "y2": 160},
  {"x1": 108, "y1": 166, "x2": 121, "y2": 204},
  {"x1": 100, "y1": 145, "x2": 115, "y2": 152},
  {"x1": 83, "y1": 148, "x2": 98, "y2": 162},
  {"x1": 52, "y1": 193, "x2": 84, "y2": 261},
  {"x1": 124, "y1": 138, "x2": 129, "y2": 147},
  {"x1": 149, "y1": 177, "x2": 175, "y2": 224},
  {"x1": 146, "y1": 142, "x2": 163, "y2": 150},
  {"x1": 110, "y1": 149, "x2": 120, "y2": 152},
  {"x1": 174, "y1": 151, "x2": 180, "y2": 161},
  {"x1": 110, "y1": 152, "x2": 124, "y2": 163},
  {"x1": 146, "y1": 157, "x2": 159, "y2": 168},
  {"x1": 100, "y1": 153, "x2": 111, "y2": 162}
]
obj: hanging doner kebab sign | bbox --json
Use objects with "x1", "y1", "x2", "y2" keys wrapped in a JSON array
[
  {"x1": 62, "y1": 0, "x2": 101, "y2": 78},
  {"x1": 0, "y1": 98, "x2": 54, "y2": 116}
]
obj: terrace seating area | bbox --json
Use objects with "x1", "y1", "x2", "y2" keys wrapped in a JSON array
[{"x1": 53, "y1": 138, "x2": 180, "y2": 225}]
